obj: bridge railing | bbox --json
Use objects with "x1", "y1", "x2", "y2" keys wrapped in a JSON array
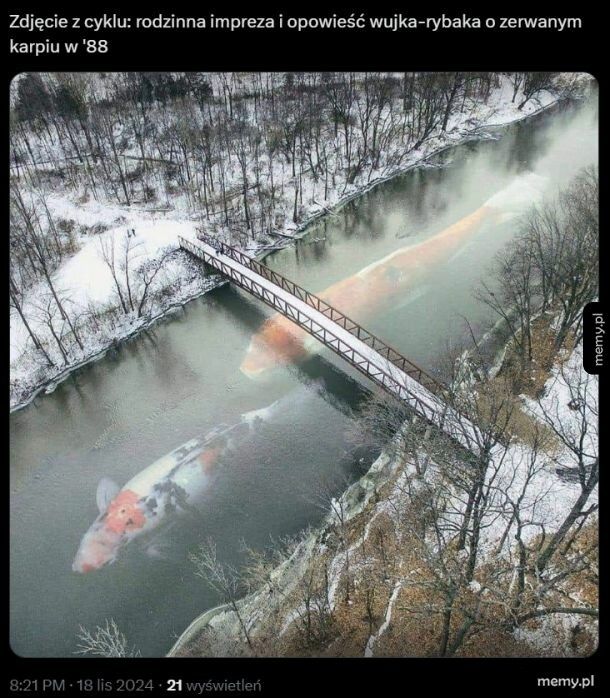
[
  {"x1": 179, "y1": 234, "x2": 485, "y2": 456},
  {"x1": 186, "y1": 233, "x2": 445, "y2": 397}
]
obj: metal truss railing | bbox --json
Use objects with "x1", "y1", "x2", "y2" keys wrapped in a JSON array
[
  {"x1": 190, "y1": 232, "x2": 444, "y2": 396},
  {"x1": 178, "y1": 235, "x2": 482, "y2": 454}
]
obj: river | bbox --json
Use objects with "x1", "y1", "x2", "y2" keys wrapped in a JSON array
[{"x1": 9, "y1": 98, "x2": 598, "y2": 657}]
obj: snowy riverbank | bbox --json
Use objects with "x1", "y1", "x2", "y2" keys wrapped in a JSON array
[
  {"x1": 170, "y1": 335, "x2": 598, "y2": 658},
  {"x1": 10, "y1": 85, "x2": 571, "y2": 412}
]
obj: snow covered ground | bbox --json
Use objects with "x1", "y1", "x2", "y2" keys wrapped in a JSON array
[
  {"x1": 9, "y1": 78, "x2": 569, "y2": 410},
  {"x1": 521, "y1": 342, "x2": 598, "y2": 469},
  {"x1": 41, "y1": 220, "x2": 197, "y2": 310},
  {"x1": 9, "y1": 214, "x2": 210, "y2": 408}
]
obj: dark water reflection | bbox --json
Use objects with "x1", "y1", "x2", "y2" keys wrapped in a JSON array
[{"x1": 10, "y1": 99, "x2": 598, "y2": 656}]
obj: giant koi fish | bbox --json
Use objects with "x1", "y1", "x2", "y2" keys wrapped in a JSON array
[
  {"x1": 72, "y1": 404, "x2": 277, "y2": 573},
  {"x1": 240, "y1": 173, "x2": 546, "y2": 378}
]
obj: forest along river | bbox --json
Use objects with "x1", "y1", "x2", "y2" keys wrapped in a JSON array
[{"x1": 10, "y1": 99, "x2": 598, "y2": 657}]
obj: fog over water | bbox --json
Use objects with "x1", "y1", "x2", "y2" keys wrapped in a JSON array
[{"x1": 10, "y1": 98, "x2": 598, "y2": 657}]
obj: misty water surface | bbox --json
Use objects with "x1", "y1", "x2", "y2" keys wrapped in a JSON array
[{"x1": 10, "y1": 98, "x2": 598, "y2": 657}]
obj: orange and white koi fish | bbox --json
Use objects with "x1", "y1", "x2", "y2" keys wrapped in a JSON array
[
  {"x1": 72, "y1": 409, "x2": 272, "y2": 573},
  {"x1": 240, "y1": 173, "x2": 546, "y2": 379}
]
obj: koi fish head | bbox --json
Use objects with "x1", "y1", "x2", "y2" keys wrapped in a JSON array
[
  {"x1": 72, "y1": 522, "x2": 122, "y2": 573},
  {"x1": 72, "y1": 486, "x2": 148, "y2": 573}
]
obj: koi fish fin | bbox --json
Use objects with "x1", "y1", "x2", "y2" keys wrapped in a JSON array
[
  {"x1": 96, "y1": 477, "x2": 120, "y2": 514},
  {"x1": 143, "y1": 522, "x2": 177, "y2": 559}
]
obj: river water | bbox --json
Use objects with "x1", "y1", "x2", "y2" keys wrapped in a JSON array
[{"x1": 10, "y1": 99, "x2": 598, "y2": 657}]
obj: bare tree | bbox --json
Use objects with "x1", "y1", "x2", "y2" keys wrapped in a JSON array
[
  {"x1": 134, "y1": 248, "x2": 173, "y2": 316},
  {"x1": 31, "y1": 291, "x2": 83, "y2": 365},
  {"x1": 310, "y1": 473, "x2": 355, "y2": 604},
  {"x1": 518, "y1": 72, "x2": 555, "y2": 110},
  {"x1": 477, "y1": 167, "x2": 598, "y2": 387},
  {"x1": 292, "y1": 556, "x2": 335, "y2": 649},
  {"x1": 75, "y1": 619, "x2": 140, "y2": 658},
  {"x1": 98, "y1": 234, "x2": 129, "y2": 313},
  {"x1": 11, "y1": 185, "x2": 84, "y2": 350},
  {"x1": 534, "y1": 359, "x2": 598, "y2": 574},
  {"x1": 476, "y1": 234, "x2": 538, "y2": 389},
  {"x1": 189, "y1": 538, "x2": 253, "y2": 649},
  {"x1": 10, "y1": 270, "x2": 54, "y2": 366}
]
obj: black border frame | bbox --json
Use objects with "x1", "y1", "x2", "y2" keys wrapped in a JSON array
[{"x1": 6, "y1": 6, "x2": 605, "y2": 695}]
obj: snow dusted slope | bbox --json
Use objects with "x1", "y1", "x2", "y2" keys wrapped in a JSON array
[
  {"x1": 9, "y1": 75, "x2": 583, "y2": 410},
  {"x1": 53, "y1": 221, "x2": 197, "y2": 306},
  {"x1": 10, "y1": 219, "x2": 199, "y2": 363},
  {"x1": 171, "y1": 338, "x2": 597, "y2": 657},
  {"x1": 9, "y1": 213, "x2": 208, "y2": 407},
  {"x1": 521, "y1": 342, "x2": 598, "y2": 469},
  {"x1": 57, "y1": 220, "x2": 195, "y2": 306}
]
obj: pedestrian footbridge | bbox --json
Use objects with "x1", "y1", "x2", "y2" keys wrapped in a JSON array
[{"x1": 179, "y1": 234, "x2": 484, "y2": 456}]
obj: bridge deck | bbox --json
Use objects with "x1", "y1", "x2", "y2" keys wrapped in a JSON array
[{"x1": 179, "y1": 235, "x2": 483, "y2": 456}]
